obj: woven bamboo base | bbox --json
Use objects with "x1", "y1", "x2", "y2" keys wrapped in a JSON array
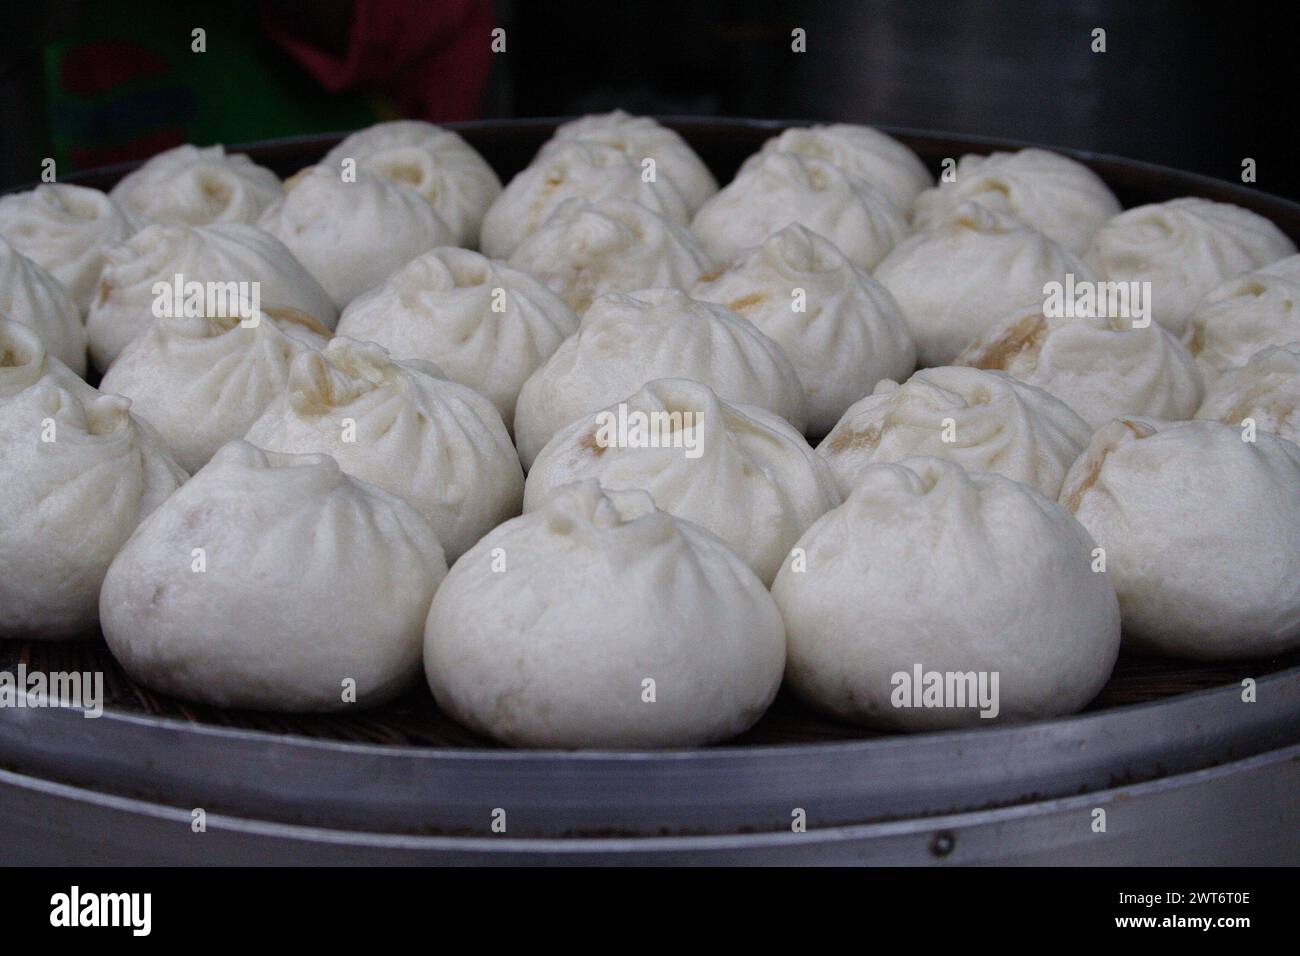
[{"x1": 3, "y1": 636, "x2": 1293, "y2": 748}]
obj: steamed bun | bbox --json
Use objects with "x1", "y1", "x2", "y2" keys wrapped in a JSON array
[
  {"x1": 875, "y1": 203, "x2": 1089, "y2": 367},
  {"x1": 1061, "y1": 418, "x2": 1300, "y2": 659},
  {"x1": 257, "y1": 165, "x2": 454, "y2": 309},
  {"x1": 0, "y1": 237, "x2": 87, "y2": 377},
  {"x1": 1259, "y1": 254, "x2": 1300, "y2": 282},
  {"x1": 1084, "y1": 198, "x2": 1296, "y2": 336},
  {"x1": 110, "y1": 144, "x2": 282, "y2": 225},
  {"x1": 480, "y1": 139, "x2": 690, "y2": 259},
  {"x1": 336, "y1": 247, "x2": 578, "y2": 428},
  {"x1": 0, "y1": 319, "x2": 89, "y2": 400},
  {"x1": 424, "y1": 480, "x2": 785, "y2": 748},
  {"x1": 513, "y1": 288, "x2": 807, "y2": 468},
  {"x1": 1184, "y1": 270, "x2": 1300, "y2": 381},
  {"x1": 912, "y1": 148, "x2": 1120, "y2": 253},
  {"x1": 100, "y1": 441, "x2": 447, "y2": 711},
  {"x1": 245, "y1": 337, "x2": 523, "y2": 562},
  {"x1": 0, "y1": 183, "x2": 146, "y2": 310},
  {"x1": 772, "y1": 457, "x2": 1120, "y2": 730},
  {"x1": 692, "y1": 223, "x2": 916, "y2": 434},
  {"x1": 523, "y1": 378, "x2": 841, "y2": 584},
  {"x1": 508, "y1": 197, "x2": 714, "y2": 315},
  {"x1": 955, "y1": 305, "x2": 1204, "y2": 428},
  {"x1": 322, "y1": 120, "x2": 501, "y2": 247},
  {"x1": 818, "y1": 365, "x2": 1092, "y2": 498},
  {"x1": 87, "y1": 222, "x2": 338, "y2": 372},
  {"x1": 0, "y1": 377, "x2": 185, "y2": 640},
  {"x1": 99, "y1": 310, "x2": 329, "y2": 472},
  {"x1": 1195, "y1": 344, "x2": 1300, "y2": 445},
  {"x1": 544, "y1": 111, "x2": 717, "y2": 212},
  {"x1": 741, "y1": 124, "x2": 931, "y2": 211},
  {"x1": 691, "y1": 153, "x2": 907, "y2": 271}
]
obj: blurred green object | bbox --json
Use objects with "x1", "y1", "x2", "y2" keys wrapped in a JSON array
[{"x1": 44, "y1": 0, "x2": 380, "y2": 174}]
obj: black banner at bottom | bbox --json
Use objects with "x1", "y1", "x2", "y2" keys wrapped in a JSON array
[{"x1": 0, "y1": 867, "x2": 1284, "y2": 941}]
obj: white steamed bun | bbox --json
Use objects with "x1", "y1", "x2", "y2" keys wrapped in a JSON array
[
  {"x1": 110, "y1": 143, "x2": 282, "y2": 225},
  {"x1": 1195, "y1": 344, "x2": 1300, "y2": 445},
  {"x1": 691, "y1": 152, "x2": 907, "y2": 271},
  {"x1": 955, "y1": 306, "x2": 1204, "y2": 428},
  {"x1": 0, "y1": 237, "x2": 87, "y2": 376},
  {"x1": 424, "y1": 480, "x2": 785, "y2": 748},
  {"x1": 322, "y1": 120, "x2": 501, "y2": 247},
  {"x1": 0, "y1": 375, "x2": 185, "y2": 640},
  {"x1": 544, "y1": 110, "x2": 717, "y2": 212},
  {"x1": 875, "y1": 202, "x2": 1090, "y2": 367},
  {"x1": 772, "y1": 457, "x2": 1120, "y2": 730},
  {"x1": 257, "y1": 164, "x2": 454, "y2": 309},
  {"x1": 523, "y1": 378, "x2": 841, "y2": 585},
  {"x1": 336, "y1": 247, "x2": 578, "y2": 428},
  {"x1": 691, "y1": 223, "x2": 916, "y2": 434},
  {"x1": 818, "y1": 365, "x2": 1092, "y2": 498},
  {"x1": 513, "y1": 288, "x2": 807, "y2": 468},
  {"x1": 740, "y1": 124, "x2": 932, "y2": 211},
  {"x1": 1259, "y1": 254, "x2": 1300, "y2": 282},
  {"x1": 508, "y1": 197, "x2": 714, "y2": 315},
  {"x1": 245, "y1": 337, "x2": 523, "y2": 562},
  {"x1": 1060, "y1": 418, "x2": 1300, "y2": 659},
  {"x1": 912, "y1": 148, "x2": 1120, "y2": 253},
  {"x1": 99, "y1": 309, "x2": 329, "y2": 472},
  {"x1": 480, "y1": 139, "x2": 690, "y2": 259},
  {"x1": 0, "y1": 318, "x2": 88, "y2": 400},
  {"x1": 87, "y1": 222, "x2": 338, "y2": 371},
  {"x1": 100, "y1": 441, "x2": 447, "y2": 711},
  {"x1": 1084, "y1": 197, "x2": 1296, "y2": 336},
  {"x1": 0, "y1": 183, "x2": 146, "y2": 310},
  {"x1": 1184, "y1": 270, "x2": 1300, "y2": 381}
]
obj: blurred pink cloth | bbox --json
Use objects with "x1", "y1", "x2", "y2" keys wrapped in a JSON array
[{"x1": 264, "y1": 0, "x2": 494, "y2": 120}]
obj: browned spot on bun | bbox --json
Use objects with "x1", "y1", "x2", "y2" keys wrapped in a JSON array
[
  {"x1": 264, "y1": 306, "x2": 332, "y2": 338},
  {"x1": 1062, "y1": 419, "x2": 1152, "y2": 513},
  {"x1": 386, "y1": 162, "x2": 423, "y2": 187},
  {"x1": 727, "y1": 292, "x2": 767, "y2": 315},
  {"x1": 826, "y1": 424, "x2": 881, "y2": 454},
  {"x1": 1061, "y1": 458, "x2": 1102, "y2": 514},
  {"x1": 695, "y1": 266, "x2": 725, "y2": 284},
  {"x1": 283, "y1": 168, "x2": 312, "y2": 191},
  {"x1": 961, "y1": 312, "x2": 1046, "y2": 370},
  {"x1": 539, "y1": 172, "x2": 565, "y2": 199},
  {"x1": 1186, "y1": 323, "x2": 1204, "y2": 356},
  {"x1": 528, "y1": 172, "x2": 567, "y2": 227},
  {"x1": 579, "y1": 430, "x2": 607, "y2": 456},
  {"x1": 201, "y1": 177, "x2": 232, "y2": 209}
]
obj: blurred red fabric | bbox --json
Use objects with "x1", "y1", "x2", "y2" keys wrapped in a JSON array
[{"x1": 263, "y1": 0, "x2": 494, "y2": 121}]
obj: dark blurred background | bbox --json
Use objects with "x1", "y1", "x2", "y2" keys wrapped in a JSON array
[{"x1": 2, "y1": 0, "x2": 1296, "y2": 197}]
